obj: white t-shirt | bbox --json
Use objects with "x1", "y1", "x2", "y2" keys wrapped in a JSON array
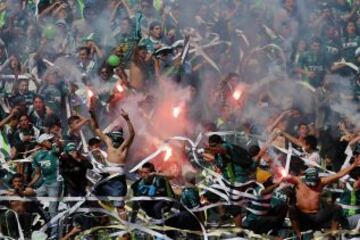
[{"x1": 305, "y1": 151, "x2": 321, "y2": 166}]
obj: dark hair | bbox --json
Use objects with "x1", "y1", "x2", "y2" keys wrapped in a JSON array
[
  {"x1": 47, "y1": 118, "x2": 61, "y2": 129},
  {"x1": 10, "y1": 173, "x2": 24, "y2": 185},
  {"x1": 149, "y1": 21, "x2": 161, "y2": 31},
  {"x1": 18, "y1": 113, "x2": 30, "y2": 121},
  {"x1": 304, "y1": 135, "x2": 318, "y2": 150},
  {"x1": 298, "y1": 122, "x2": 307, "y2": 128},
  {"x1": 248, "y1": 145, "x2": 260, "y2": 157},
  {"x1": 88, "y1": 137, "x2": 101, "y2": 146},
  {"x1": 349, "y1": 167, "x2": 360, "y2": 179},
  {"x1": 208, "y1": 134, "x2": 224, "y2": 144},
  {"x1": 33, "y1": 94, "x2": 44, "y2": 102},
  {"x1": 68, "y1": 115, "x2": 80, "y2": 125},
  {"x1": 311, "y1": 37, "x2": 322, "y2": 45},
  {"x1": 78, "y1": 46, "x2": 91, "y2": 55},
  {"x1": 142, "y1": 162, "x2": 155, "y2": 172}
]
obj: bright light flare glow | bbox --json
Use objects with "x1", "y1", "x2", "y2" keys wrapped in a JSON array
[
  {"x1": 116, "y1": 84, "x2": 124, "y2": 93},
  {"x1": 233, "y1": 90, "x2": 242, "y2": 100},
  {"x1": 172, "y1": 106, "x2": 181, "y2": 118},
  {"x1": 280, "y1": 168, "x2": 287, "y2": 178},
  {"x1": 88, "y1": 89, "x2": 94, "y2": 98},
  {"x1": 163, "y1": 145, "x2": 173, "y2": 161}
]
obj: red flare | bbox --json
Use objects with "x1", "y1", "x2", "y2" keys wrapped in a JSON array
[
  {"x1": 233, "y1": 90, "x2": 242, "y2": 100},
  {"x1": 88, "y1": 89, "x2": 94, "y2": 98},
  {"x1": 280, "y1": 168, "x2": 287, "y2": 178},
  {"x1": 172, "y1": 106, "x2": 182, "y2": 119},
  {"x1": 163, "y1": 145, "x2": 173, "y2": 161},
  {"x1": 116, "y1": 84, "x2": 124, "y2": 93}
]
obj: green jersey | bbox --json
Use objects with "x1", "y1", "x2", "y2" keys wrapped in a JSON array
[
  {"x1": 340, "y1": 186, "x2": 360, "y2": 216},
  {"x1": 298, "y1": 50, "x2": 326, "y2": 87},
  {"x1": 181, "y1": 187, "x2": 200, "y2": 209},
  {"x1": 32, "y1": 149, "x2": 59, "y2": 184},
  {"x1": 340, "y1": 35, "x2": 360, "y2": 63}
]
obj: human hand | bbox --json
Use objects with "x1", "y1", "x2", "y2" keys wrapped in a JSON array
[
  {"x1": 120, "y1": 109, "x2": 129, "y2": 120},
  {"x1": 70, "y1": 225, "x2": 81, "y2": 235},
  {"x1": 10, "y1": 106, "x2": 19, "y2": 115}
]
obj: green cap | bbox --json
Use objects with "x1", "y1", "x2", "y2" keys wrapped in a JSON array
[
  {"x1": 64, "y1": 142, "x2": 77, "y2": 153},
  {"x1": 304, "y1": 167, "x2": 320, "y2": 187}
]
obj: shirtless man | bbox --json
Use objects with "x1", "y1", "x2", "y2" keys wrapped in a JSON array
[
  {"x1": 286, "y1": 156, "x2": 360, "y2": 239},
  {"x1": 89, "y1": 108, "x2": 135, "y2": 219}
]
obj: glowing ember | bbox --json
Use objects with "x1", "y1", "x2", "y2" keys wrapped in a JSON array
[
  {"x1": 88, "y1": 89, "x2": 94, "y2": 98},
  {"x1": 163, "y1": 145, "x2": 173, "y2": 161},
  {"x1": 172, "y1": 106, "x2": 181, "y2": 118},
  {"x1": 116, "y1": 84, "x2": 124, "y2": 93},
  {"x1": 233, "y1": 90, "x2": 242, "y2": 100}
]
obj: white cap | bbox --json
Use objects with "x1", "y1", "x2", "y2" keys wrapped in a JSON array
[{"x1": 37, "y1": 134, "x2": 54, "y2": 144}]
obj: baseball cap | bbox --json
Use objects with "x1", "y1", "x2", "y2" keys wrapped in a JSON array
[{"x1": 37, "y1": 133, "x2": 54, "y2": 144}]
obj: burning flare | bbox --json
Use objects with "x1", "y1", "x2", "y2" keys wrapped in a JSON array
[
  {"x1": 163, "y1": 145, "x2": 173, "y2": 161},
  {"x1": 233, "y1": 90, "x2": 242, "y2": 100},
  {"x1": 280, "y1": 168, "x2": 287, "y2": 178},
  {"x1": 172, "y1": 106, "x2": 182, "y2": 118},
  {"x1": 88, "y1": 89, "x2": 94, "y2": 98},
  {"x1": 116, "y1": 83, "x2": 124, "y2": 93}
]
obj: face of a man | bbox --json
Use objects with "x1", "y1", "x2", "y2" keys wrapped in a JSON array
[
  {"x1": 120, "y1": 19, "x2": 130, "y2": 34},
  {"x1": 69, "y1": 150, "x2": 78, "y2": 159},
  {"x1": 140, "y1": 167, "x2": 153, "y2": 182},
  {"x1": 33, "y1": 98, "x2": 44, "y2": 111},
  {"x1": 311, "y1": 42, "x2": 321, "y2": 53},
  {"x1": 79, "y1": 49, "x2": 89, "y2": 62},
  {"x1": 150, "y1": 25, "x2": 162, "y2": 39},
  {"x1": 12, "y1": 177, "x2": 23, "y2": 190},
  {"x1": 18, "y1": 81, "x2": 29, "y2": 94},
  {"x1": 19, "y1": 115, "x2": 30, "y2": 129},
  {"x1": 298, "y1": 125, "x2": 308, "y2": 138},
  {"x1": 347, "y1": 22, "x2": 356, "y2": 35},
  {"x1": 50, "y1": 125, "x2": 61, "y2": 137}
]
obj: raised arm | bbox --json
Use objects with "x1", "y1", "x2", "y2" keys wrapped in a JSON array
[
  {"x1": 349, "y1": 133, "x2": 360, "y2": 146},
  {"x1": 0, "y1": 107, "x2": 18, "y2": 129},
  {"x1": 321, "y1": 156, "x2": 360, "y2": 186},
  {"x1": 119, "y1": 109, "x2": 135, "y2": 150},
  {"x1": 267, "y1": 111, "x2": 288, "y2": 133},
  {"x1": 89, "y1": 109, "x2": 112, "y2": 147},
  {"x1": 69, "y1": 115, "x2": 89, "y2": 133},
  {"x1": 281, "y1": 131, "x2": 306, "y2": 149},
  {"x1": 260, "y1": 182, "x2": 280, "y2": 196},
  {"x1": 254, "y1": 130, "x2": 281, "y2": 161},
  {"x1": 284, "y1": 175, "x2": 300, "y2": 186}
]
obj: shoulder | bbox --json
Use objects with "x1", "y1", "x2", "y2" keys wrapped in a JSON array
[
  {"x1": 33, "y1": 149, "x2": 48, "y2": 162},
  {"x1": 34, "y1": 149, "x2": 46, "y2": 158}
]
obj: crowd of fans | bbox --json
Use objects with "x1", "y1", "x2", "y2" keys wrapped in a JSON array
[{"x1": 0, "y1": 0, "x2": 359, "y2": 239}]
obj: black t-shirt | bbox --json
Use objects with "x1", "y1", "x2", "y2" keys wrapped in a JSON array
[{"x1": 59, "y1": 154, "x2": 92, "y2": 195}]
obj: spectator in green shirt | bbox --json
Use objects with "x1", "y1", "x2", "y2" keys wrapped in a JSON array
[{"x1": 28, "y1": 133, "x2": 62, "y2": 240}]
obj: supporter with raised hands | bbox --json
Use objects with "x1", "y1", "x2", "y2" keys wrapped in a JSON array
[{"x1": 285, "y1": 155, "x2": 360, "y2": 239}]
